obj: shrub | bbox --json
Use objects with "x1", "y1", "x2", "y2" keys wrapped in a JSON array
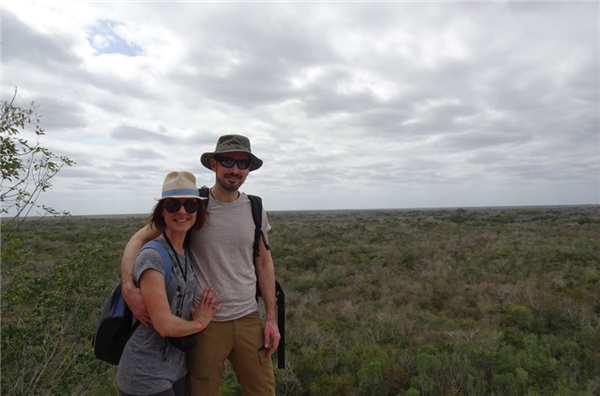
[
  {"x1": 1, "y1": 244, "x2": 120, "y2": 395},
  {"x1": 358, "y1": 360, "x2": 390, "y2": 396}
]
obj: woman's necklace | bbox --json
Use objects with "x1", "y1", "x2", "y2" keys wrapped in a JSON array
[{"x1": 162, "y1": 233, "x2": 188, "y2": 282}]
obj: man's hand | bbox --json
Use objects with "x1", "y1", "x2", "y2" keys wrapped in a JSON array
[
  {"x1": 263, "y1": 318, "x2": 280, "y2": 359},
  {"x1": 122, "y1": 282, "x2": 152, "y2": 326}
]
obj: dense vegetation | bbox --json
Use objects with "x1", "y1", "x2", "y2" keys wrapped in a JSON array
[{"x1": 2, "y1": 206, "x2": 599, "y2": 395}]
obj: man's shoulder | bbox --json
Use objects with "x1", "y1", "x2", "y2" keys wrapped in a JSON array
[
  {"x1": 242, "y1": 193, "x2": 267, "y2": 213},
  {"x1": 241, "y1": 192, "x2": 264, "y2": 202},
  {"x1": 204, "y1": 192, "x2": 266, "y2": 214},
  {"x1": 238, "y1": 192, "x2": 259, "y2": 205}
]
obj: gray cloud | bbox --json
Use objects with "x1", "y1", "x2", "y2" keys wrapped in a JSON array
[
  {"x1": 3, "y1": 9, "x2": 79, "y2": 68},
  {"x1": 124, "y1": 147, "x2": 167, "y2": 160},
  {"x1": 2, "y1": 2, "x2": 597, "y2": 215},
  {"x1": 110, "y1": 125, "x2": 173, "y2": 143},
  {"x1": 32, "y1": 95, "x2": 88, "y2": 131}
]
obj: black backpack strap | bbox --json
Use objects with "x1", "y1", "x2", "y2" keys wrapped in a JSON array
[
  {"x1": 198, "y1": 186, "x2": 210, "y2": 198},
  {"x1": 275, "y1": 280, "x2": 285, "y2": 369},
  {"x1": 248, "y1": 194, "x2": 285, "y2": 368},
  {"x1": 185, "y1": 186, "x2": 210, "y2": 248},
  {"x1": 247, "y1": 195, "x2": 270, "y2": 257}
]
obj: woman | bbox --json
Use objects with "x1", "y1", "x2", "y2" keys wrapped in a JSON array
[{"x1": 117, "y1": 171, "x2": 222, "y2": 396}]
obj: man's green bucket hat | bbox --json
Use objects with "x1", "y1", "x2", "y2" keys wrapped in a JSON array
[{"x1": 200, "y1": 134, "x2": 263, "y2": 172}]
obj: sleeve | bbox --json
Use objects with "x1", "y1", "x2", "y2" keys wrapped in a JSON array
[{"x1": 133, "y1": 248, "x2": 167, "y2": 285}]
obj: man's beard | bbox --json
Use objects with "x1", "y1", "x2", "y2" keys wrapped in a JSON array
[{"x1": 217, "y1": 173, "x2": 244, "y2": 192}]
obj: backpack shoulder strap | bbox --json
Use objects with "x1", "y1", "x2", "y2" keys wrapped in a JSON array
[
  {"x1": 186, "y1": 186, "x2": 210, "y2": 248},
  {"x1": 247, "y1": 195, "x2": 286, "y2": 369},
  {"x1": 141, "y1": 240, "x2": 172, "y2": 285},
  {"x1": 198, "y1": 186, "x2": 210, "y2": 199},
  {"x1": 247, "y1": 194, "x2": 270, "y2": 257}
]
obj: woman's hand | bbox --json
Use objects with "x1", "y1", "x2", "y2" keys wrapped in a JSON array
[{"x1": 191, "y1": 287, "x2": 223, "y2": 331}]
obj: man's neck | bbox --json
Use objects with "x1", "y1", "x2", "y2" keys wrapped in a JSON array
[{"x1": 210, "y1": 184, "x2": 240, "y2": 203}]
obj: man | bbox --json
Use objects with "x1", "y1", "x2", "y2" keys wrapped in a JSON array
[{"x1": 121, "y1": 134, "x2": 279, "y2": 396}]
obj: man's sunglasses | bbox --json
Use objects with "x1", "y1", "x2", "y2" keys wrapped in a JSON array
[
  {"x1": 215, "y1": 156, "x2": 251, "y2": 170},
  {"x1": 163, "y1": 199, "x2": 201, "y2": 214}
]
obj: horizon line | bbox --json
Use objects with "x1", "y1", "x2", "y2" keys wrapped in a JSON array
[{"x1": 2, "y1": 203, "x2": 598, "y2": 221}]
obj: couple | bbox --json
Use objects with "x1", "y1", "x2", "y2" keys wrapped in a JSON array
[{"x1": 117, "y1": 135, "x2": 279, "y2": 396}]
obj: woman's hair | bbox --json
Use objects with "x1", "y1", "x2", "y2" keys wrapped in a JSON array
[{"x1": 146, "y1": 199, "x2": 208, "y2": 232}]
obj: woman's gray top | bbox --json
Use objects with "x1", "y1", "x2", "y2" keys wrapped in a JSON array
[{"x1": 117, "y1": 237, "x2": 196, "y2": 395}]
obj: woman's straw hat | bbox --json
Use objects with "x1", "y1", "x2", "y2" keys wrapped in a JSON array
[{"x1": 157, "y1": 171, "x2": 206, "y2": 200}]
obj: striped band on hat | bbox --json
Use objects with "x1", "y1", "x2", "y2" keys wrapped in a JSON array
[{"x1": 162, "y1": 188, "x2": 200, "y2": 198}]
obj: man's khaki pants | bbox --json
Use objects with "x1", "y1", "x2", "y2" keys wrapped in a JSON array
[{"x1": 186, "y1": 311, "x2": 275, "y2": 396}]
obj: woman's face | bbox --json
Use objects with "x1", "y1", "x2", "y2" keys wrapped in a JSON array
[{"x1": 161, "y1": 198, "x2": 199, "y2": 233}]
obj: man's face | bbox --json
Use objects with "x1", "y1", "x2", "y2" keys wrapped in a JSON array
[{"x1": 211, "y1": 151, "x2": 251, "y2": 192}]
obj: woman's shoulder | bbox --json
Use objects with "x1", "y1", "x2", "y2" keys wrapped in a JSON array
[
  {"x1": 136, "y1": 240, "x2": 168, "y2": 272},
  {"x1": 137, "y1": 238, "x2": 162, "y2": 257},
  {"x1": 134, "y1": 246, "x2": 167, "y2": 285}
]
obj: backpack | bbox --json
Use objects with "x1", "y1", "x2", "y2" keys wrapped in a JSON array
[
  {"x1": 198, "y1": 186, "x2": 286, "y2": 369},
  {"x1": 93, "y1": 240, "x2": 172, "y2": 365}
]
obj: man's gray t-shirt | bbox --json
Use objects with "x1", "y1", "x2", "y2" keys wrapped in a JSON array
[
  {"x1": 117, "y1": 238, "x2": 195, "y2": 395},
  {"x1": 189, "y1": 192, "x2": 271, "y2": 321}
]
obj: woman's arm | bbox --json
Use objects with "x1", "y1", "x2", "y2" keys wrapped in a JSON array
[{"x1": 140, "y1": 269, "x2": 222, "y2": 337}]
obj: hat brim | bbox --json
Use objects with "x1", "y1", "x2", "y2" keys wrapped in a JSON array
[
  {"x1": 200, "y1": 150, "x2": 263, "y2": 172},
  {"x1": 154, "y1": 195, "x2": 207, "y2": 201}
]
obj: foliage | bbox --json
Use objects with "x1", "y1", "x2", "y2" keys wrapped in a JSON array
[
  {"x1": 0, "y1": 88, "x2": 75, "y2": 225},
  {"x1": 268, "y1": 206, "x2": 600, "y2": 395},
  {"x1": 0, "y1": 221, "x2": 33, "y2": 267},
  {"x1": 1, "y1": 250, "x2": 118, "y2": 394},
  {"x1": 1, "y1": 222, "x2": 125, "y2": 395},
  {"x1": 1, "y1": 206, "x2": 599, "y2": 395}
]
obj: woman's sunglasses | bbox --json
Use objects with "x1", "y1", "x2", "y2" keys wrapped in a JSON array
[
  {"x1": 215, "y1": 156, "x2": 251, "y2": 170},
  {"x1": 163, "y1": 199, "x2": 201, "y2": 214}
]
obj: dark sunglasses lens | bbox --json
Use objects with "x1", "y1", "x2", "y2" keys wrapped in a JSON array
[
  {"x1": 164, "y1": 200, "x2": 199, "y2": 213},
  {"x1": 218, "y1": 157, "x2": 250, "y2": 169},
  {"x1": 164, "y1": 200, "x2": 181, "y2": 213},
  {"x1": 236, "y1": 160, "x2": 250, "y2": 170},
  {"x1": 218, "y1": 158, "x2": 235, "y2": 168},
  {"x1": 184, "y1": 200, "x2": 200, "y2": 213}
]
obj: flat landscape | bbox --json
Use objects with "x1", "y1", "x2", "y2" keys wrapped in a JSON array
[{"x1": 2, "y1": 205, "x2": 599, "y2": 396}]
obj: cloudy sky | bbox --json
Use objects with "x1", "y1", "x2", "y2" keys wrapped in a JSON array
[{"x1": 2, "y1": 1, "x2": 598, "y2": 216}]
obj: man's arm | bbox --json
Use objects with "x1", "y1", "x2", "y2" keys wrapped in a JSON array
[
  {"x1": 255, "y1": 232, "x2": 280, "y2": 358},
  {"x1": 121, "y1": 225, "x2": 162, "y2": 326}
]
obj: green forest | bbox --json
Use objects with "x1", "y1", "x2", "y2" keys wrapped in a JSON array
[{"x1": 2, "y1": 205, "x2": 599, "y2": 396}]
